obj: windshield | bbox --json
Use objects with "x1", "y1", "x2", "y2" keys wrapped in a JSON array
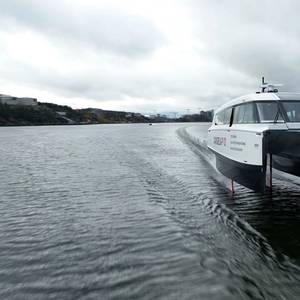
[
  {"x1": 256, "y1": 101, "x2": 283, "y2": 123},
  {"x1": 281, "y1": 101, "x2": 300, "y2": 122}
]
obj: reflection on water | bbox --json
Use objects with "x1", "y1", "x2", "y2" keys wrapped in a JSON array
[
  {"x1": 0, "y1": 123, "x2": 300, "y2": 299},
  {"x1": 229, "y1": 186, "x2": 300, "y2": 261}
]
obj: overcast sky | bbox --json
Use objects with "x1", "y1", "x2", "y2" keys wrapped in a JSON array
[{"x1": 0, "y1": 0, "x2": 299, "y2": 113}]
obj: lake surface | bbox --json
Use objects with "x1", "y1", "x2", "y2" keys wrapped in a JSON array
[{"x1": 0, "y1": 123, "x2": 300, "y2": 299}]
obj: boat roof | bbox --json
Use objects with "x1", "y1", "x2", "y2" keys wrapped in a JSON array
[{"x1": 215, "y1": 92, "x2": 300, "y2": 114}]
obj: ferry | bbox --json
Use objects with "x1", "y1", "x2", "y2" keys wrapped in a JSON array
[{"x1": 207, "y1": 78, "x2": 300, "y2": 191}]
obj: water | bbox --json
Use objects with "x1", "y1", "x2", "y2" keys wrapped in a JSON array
[{"x1": 0, "y1": 123, "x2": 300, "y2": 299}]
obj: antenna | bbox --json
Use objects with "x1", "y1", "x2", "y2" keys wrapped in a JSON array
[
  {"x1": 261, "y1": 77, "x2": 266, "y2": 92},
  {"x1": 260, "y1": 77, "x2": 283, "y2": 93}
]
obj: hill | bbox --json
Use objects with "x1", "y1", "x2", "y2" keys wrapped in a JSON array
[{"x1": 0, "y1": 102, "x2": 150, "y2": 126}]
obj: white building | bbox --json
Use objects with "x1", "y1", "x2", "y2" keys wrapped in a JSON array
[{"x1": 0, "y1": 94, "x2": 38, "y2": 106}]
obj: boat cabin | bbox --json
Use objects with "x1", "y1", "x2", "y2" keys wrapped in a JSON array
[{"x1": 213, "y1": 92, "x2": 300, "y2": 128}]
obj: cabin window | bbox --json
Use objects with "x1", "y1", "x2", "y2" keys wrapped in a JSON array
[
  {"x1": 281, "y1": 101, "x2": 300, "y2": 122},
  {"x1": 214, "y1": 113, "x2": 220, "y2": 125},
  {"x1": 215, "y1": 112, "x2": 225, "y2": 125},
  {"x1": 256, "y1": 102, "x2": 283, "y2": 123},
  {"x1": 233, "y1": 103, "x2": 257, "y2": 124},
  {"x1": 223, "y1": 108, "x2": 232, "y2": 124},
  {"x1": 215, "y1": 108, "x2": 232, "y2": 125}
]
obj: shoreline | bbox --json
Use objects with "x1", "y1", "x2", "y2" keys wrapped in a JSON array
[{"x1": 0, "y1": 120, "x2": 211, "y2": 128}]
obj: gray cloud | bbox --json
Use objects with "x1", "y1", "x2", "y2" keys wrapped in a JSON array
[
  {"x1": 1, "y1": 0, "x2": 300, "y2": 112},
  {"x1": 0, "y1": 0, "x2": 165, "y2": 58},
  {"x1": 190, "y1": 0, "x2": 300, "y2": 91}
]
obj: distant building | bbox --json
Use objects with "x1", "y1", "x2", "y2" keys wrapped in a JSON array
[
  {"x1": 0, "y1": 94, "x2": 38, "y2": 106},
  {"x1": 18, "y1": 97, "x2": 38, "y2": 106},
  {"x1": 199, "y1": 109, "x2": 214, "y2": 121}
]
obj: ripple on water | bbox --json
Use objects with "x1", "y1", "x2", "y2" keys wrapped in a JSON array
[{"x1": 0, "y1": 124, "x2": 299, "y2": 299}]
